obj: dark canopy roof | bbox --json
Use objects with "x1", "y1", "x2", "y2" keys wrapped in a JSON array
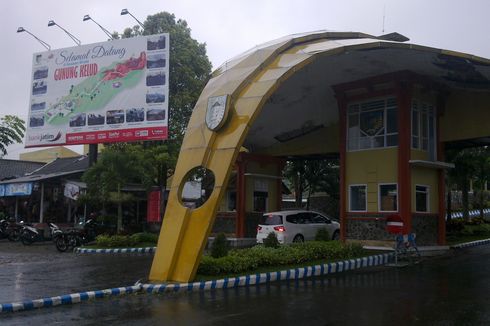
[{"x1": 0, "y1": 159, "x2": 45, "y2": 181}]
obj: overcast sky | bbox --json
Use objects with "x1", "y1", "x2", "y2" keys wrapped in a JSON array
[{"x1": 2, "y1": 0, "x2": 489, "y2": 159}]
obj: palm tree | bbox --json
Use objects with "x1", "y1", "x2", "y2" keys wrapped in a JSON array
[{"x1": 0, "y1": 115, "x2": 25, "y2": 157}]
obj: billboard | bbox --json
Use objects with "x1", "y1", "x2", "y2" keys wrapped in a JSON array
[{"x1": 25, "y1": 34, "x2": 169, "y2": 147}]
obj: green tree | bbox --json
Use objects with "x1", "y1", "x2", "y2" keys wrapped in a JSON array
[
  {"x1": 471, "y1": 147, "x2": 490, "y2": 219},
  {"x1": 450, "y1": 149, "x2": 474, "y2": 221},
  {"x1": 446, "y1": 147, "x2": 490, "y2": 221},
  {"x1": 82, "y1": 144, "x2": 142, "y2": 233},
  {"x1": 284, "y1": 159, "x2": 339, "y2": 214},
  {"x1": 111, "y1": 11, "x2": 213, "y2": 200},
  {"x1": 116, "y1": 11, "x2": 212, "y2": 145},
  {"x1": 0, "y1": 115, "x2": 25, "y2": 157}
]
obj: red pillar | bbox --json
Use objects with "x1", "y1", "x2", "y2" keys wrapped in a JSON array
[
  {"x1": 276, "y1": 160, "x2": 285, "y2": 211},
  {"x1": 337, "y1": 95, "x2": 347, "y2": 241},
  {"x1": 396, "y1": 82, "x2": 413, "y2": 234},
  {"x1": 236, "y1": 155, "x2": 246, "y2": 238},
  {"x1": 437, "y1": 97, "x2": 446, "y2": 245}
]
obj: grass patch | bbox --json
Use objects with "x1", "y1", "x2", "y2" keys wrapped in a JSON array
[
  {"x1": 446, "y1": 221, "x2": 490, "y2": 246},
  {"x1": 446, "y1": 234, "x2": 490, "y2": 246}
]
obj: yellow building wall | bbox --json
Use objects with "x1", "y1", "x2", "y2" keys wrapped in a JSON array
[
  {"x1": 345, "y1": 148, "x2": 398, "y2": 212},
  {"x1": 82, "y1": 144, "x2": 105, "y2": 154},
  {"x1": 411, "y1": 149, "x2": 429, "y2": 161},
  {"x1": 20, "y1": 146, "x2": 80, "y2": 163},
  {"x1": 411, "y1": 167, "x2": 439, "y2": 213},
  {"x1": 440, "y1": 91, "x2": 490, "y2": 142},
  {"x1": 245, "y1": 161, "x2": 280, "y2": 212}
]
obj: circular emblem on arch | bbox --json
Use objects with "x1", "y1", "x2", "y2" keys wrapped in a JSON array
[
  {"x1": 179, "y1": 166, "x2": 216, "y2": 209},
  {"x1": 205, "y1": 94, "x2": 230, "y2": 131}
]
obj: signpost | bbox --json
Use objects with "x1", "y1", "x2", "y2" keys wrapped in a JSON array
[{"x1": 25, "y1": 33, "x2": 169, "y2": 147}]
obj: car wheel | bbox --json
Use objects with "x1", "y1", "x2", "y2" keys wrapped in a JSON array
[
  {"x1": 332, "y1": 230, "x2": 340, "y2": 241},
  {"x1": 293, "y1": 234, "x2": 304, "y2": 243}
]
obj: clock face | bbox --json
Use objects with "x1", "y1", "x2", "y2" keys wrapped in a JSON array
[{"x1": 206, "y1": 95, "x2": 229, "y2": 131}]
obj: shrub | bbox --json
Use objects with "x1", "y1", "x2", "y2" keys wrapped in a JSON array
[
  {"x1": 198, "y1": 255, "x2": 258, "y2": 275},
  {"x1": 315, "y1": 228, "x2": 331, "y2": 241},
  {"x1": 446, "y1": 219, "x2": 465, "y2": 233},
  {"x1": 95, "y1": 234, "x2": 111, "y2": 247},
  {"x1": 197, "y1": 241, "x2": 367, "y2": 276},
  {"x1": 211, "y1": 233, "x2": 229, "y2": 258},
  {"x1": 130, "y1": 232, "x2": 158, "y2": 244},
  {"x1": 263, "y1": 232, "x2": 280, "y2": 248}
]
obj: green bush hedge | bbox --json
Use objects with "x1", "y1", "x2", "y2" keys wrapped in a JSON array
[
  {"x1": 95, "y1": 232, "x2": 158, "y2": 248},
  {"x1": 211, "y1": 233, "x2": 229, "y2": 258},
  {"x1": 197, "y1": 241, "x2": 365, "y2": 276}
]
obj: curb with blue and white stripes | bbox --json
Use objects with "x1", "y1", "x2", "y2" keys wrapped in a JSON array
[
  {"x1": 142, "y1": 253, "x2": 393, "y2": 293},
  {"x1": 451, "y1": 238, "x2": 490, "y2": 249},
  {"x1": 75, "y1": 247, "x2": 156, "y2": 254},
  {"x1": 0, "y1": 253, "x2": 392, "y2": 313},
  {"x1": 0, "y1": 285, "x2": 142, "y2": 313}
]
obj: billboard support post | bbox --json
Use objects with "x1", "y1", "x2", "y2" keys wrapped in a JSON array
[{"x1": 88, "y1": 144, "x2": 98, "y2": 166}]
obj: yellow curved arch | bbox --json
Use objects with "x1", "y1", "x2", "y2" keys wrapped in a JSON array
[{"x1": 149, "y1": 31, "x2": 490, "y2": 282}]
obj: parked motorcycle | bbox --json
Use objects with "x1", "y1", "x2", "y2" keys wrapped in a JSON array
[
  {"x1": 49, "y1": 222, "x2": 62, "y2": 242},
  {"x1": 20, "y1": 223, "x2": 41, "y2": 245},
  {"x1": 0, "y1": 219, "x2": 9, "y2": 239},
  {"x1": 55, "y1": 219, "x2": 97, "y2": 252},
  {"x1": 6, "y1": 221, "x2": 24, "y2": 242}
]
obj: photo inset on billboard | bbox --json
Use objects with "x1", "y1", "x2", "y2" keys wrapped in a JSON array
[
  {"x1": 146, "y1": 71, "x2": 165, "y2": 86},
  {"x1": 87, "y1": 113, "x2": 105, "y2": 126},
  {"x1": 31, "y1": 101, "x2": 46, "y2": 112},
  {"x1": 69, "y1": 113, "x2": 86, "y2": 127},
  {"x1": 106, "y1": 110, "x2": 125, "y2": 124},
  {"x1": 147, "y1": 35, "x2": 165, "y2": 50},
  {"x1": 29, "y1": 114, "x2": 44, "y2": 127},
  {"x1": 33, "y1": 66, "x2": 48, "y2": 80},
  {"x1": 126, "y1": 108, "x2": 145, "y2": 123},
  {"x1": 32, "y1": 80, "x2": 47, "y2": 95},
  {"x1": 147, "y1": 108, "x2": 166, "y2": 121},
  {"x1": 147, "y1": 53, "x2": 166, "y2": 69},
  {"x1": 146, "y1": 88, "x2": 165, "y2": 104}
]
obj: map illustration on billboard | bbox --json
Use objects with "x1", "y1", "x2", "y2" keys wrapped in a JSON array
[{"x1": 25, "y1": 33, "x2": 169, "y2": 147}]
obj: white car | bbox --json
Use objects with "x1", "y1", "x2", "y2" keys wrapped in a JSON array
[{"x1": 256, "y1": 210, "x2": 340, "y2": 244}]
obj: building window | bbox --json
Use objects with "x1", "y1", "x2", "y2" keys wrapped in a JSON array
[
  {"x1": 347, "y1": 97, "x2": 398, "y2": 151},
  {"x1": 349, "y1": 185, "x2": 367, "y2": 212},
  {"x1": 379, "y1": 184, "x2": 398, "y2": 212},
  {"x1": 412, "y1": 100, "x2": 436, "y2": 160},
  {"x1": 253, "y1": 191, "x2": 268, "y2": 212},
  {"x1": 416, "y1": 185, "x2": 429, "y2": 212},
  {"x1": 227, "y1": 191, "x2": 236, "y2": 211}
]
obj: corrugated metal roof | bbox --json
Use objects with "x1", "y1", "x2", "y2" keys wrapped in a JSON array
[
  {"x1": 0, "y1": 156, "x2": 89, "y2": 184},
  {"x1": 31, "y1": 156, "x2": 89, "y2": 175},
  {"x1": 0, "y1": 159, "x2": 45, "y2": 181}
]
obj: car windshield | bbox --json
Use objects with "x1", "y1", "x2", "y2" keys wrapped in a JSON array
[{"x1": 259, "y1": 214, "x2": 283, "y2": 225}]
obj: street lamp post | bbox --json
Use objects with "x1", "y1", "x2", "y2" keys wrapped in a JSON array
[
  {"x1": 17, "y1": 27, "x2": 51, "y2": 50},
  {"x1": 120, "y1": 9, "x2": 145, "y2": 31},
  {"x1": 82, "y1": 14, "x2": 114, "y2": 40},
  {"x1": 48, "y1": 20, "x2": 81, "y2": 46}
]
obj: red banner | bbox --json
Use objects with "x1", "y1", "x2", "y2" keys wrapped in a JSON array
[
  {"x1": 147, "y1": 190, "x2": 162, "y2": 223},
  {"x1": 66, "y1": 126, "x2": 167, "y2": 145}
]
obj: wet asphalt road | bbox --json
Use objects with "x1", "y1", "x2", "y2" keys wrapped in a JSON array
[
  {"x1": 1, "y1": 240, "x2": 490, "y2": 325},
  {"x1": 0, "y1": 240, "x2": 152, "y2": 303}
]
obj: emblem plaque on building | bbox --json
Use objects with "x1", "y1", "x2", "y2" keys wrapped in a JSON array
[{"x1": 205, "y1": 95, "x2": 230, "y2": 131}]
